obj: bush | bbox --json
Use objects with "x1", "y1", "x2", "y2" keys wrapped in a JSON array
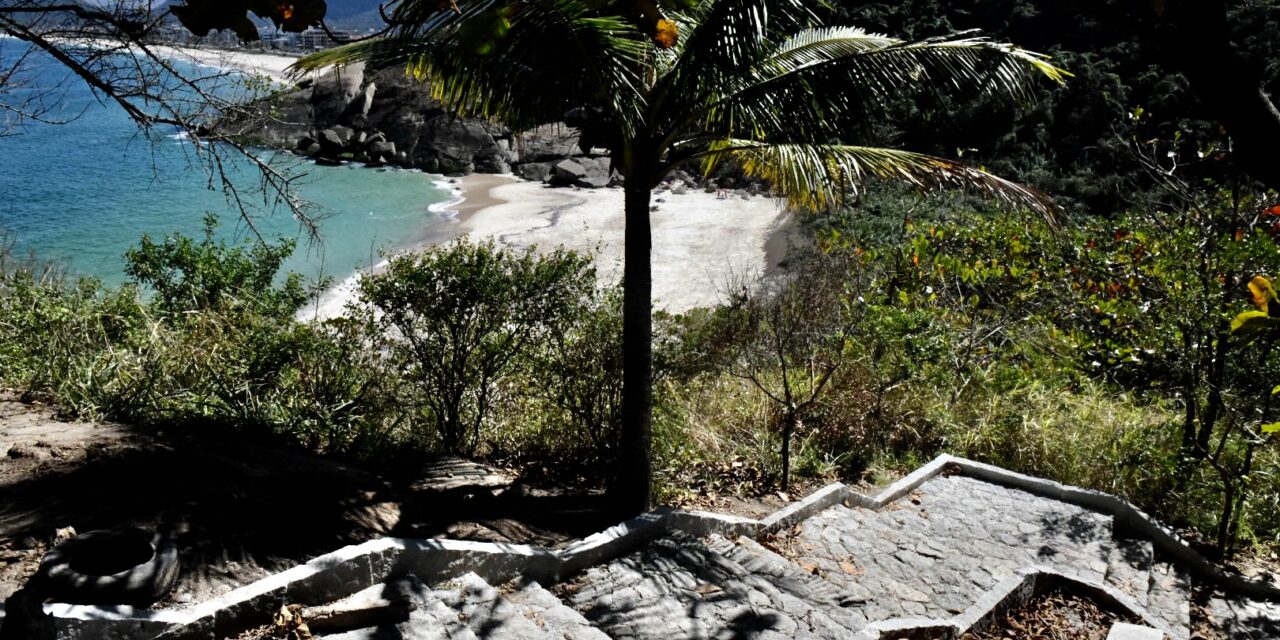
[
  {"x1": 125, "y1": 213, "x2": 308, "y2": 319},
  {"x1": 357, "y1": 239, "x2": 596, "y2": 455},
  {"x1": 537, "y1": 285, "x2": 625, "y2": 455}
]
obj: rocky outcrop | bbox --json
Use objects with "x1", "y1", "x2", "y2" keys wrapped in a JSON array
[
  {"x1": 219, "y1": 65, "x2": 768, "y2": 193},
  {"x1": 220, "y1": 65, "x2": 606, "y2": 179}
]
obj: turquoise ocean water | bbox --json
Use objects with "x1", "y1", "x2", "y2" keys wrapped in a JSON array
[{"x1": 0, "y1": 43, "x2": 458, "y2": 297}]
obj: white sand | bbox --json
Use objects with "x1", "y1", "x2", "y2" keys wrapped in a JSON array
[
  {"x1": 300, "y1": 176, "x2": 792, "y2": 321},
  {"x1": 148, "y1": 45, "x2": 308, "y2": 83},
  {"x1": 461, "y1": 178, "x2": 792, "y2": 312}
]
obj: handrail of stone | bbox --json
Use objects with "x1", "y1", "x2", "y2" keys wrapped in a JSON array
[{"x1": 11, "y1": 453, "x2": 1280, "y2": 639}]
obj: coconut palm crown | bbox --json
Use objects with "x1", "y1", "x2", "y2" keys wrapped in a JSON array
[{"x1": 294, "y1": 0, "x2": 1068, "y2": 514}]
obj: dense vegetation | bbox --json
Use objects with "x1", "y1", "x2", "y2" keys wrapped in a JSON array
[
  {"x1": 4, "y1": 174, "x2": 1280, "y2": 557},
  {"x1": 830, "y1": 0, "x2": 1280, "y2": 214},
  {"x1": 5, "y1": 0, "x2": 1280, "y2": 567}
]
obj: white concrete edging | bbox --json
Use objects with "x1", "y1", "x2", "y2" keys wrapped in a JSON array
[
  {"x1": 945, "y1": 455, "x2": 1280, "y2": 601},
  {"x1": 18, "y1": 453, "x2": 1280, "y2": 639}
]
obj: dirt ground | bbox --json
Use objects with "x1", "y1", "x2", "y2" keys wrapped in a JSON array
[{"x1": 0, "y1": 392, "x2": 628, "y2": 607}]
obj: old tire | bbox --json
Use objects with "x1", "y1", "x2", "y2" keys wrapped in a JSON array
[{"x1": 38, "y1": 527, "x2": 179, "y2": 607}]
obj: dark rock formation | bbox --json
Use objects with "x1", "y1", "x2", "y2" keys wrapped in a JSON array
[
  {"x1": 516, "y1": 162, "x2": 553, "y2": 182},
  {"x1": 214, "y1": 65, "x2": 785, "y2": 197},
  {"x1": 552, "y1": 159, "x2": 588, "y2": 182},
  {"x1": 218, "y1": 65, "x2": 606, "y2": 180}
]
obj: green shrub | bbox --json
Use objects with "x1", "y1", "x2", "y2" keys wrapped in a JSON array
[
  {"x1": 357, "y1": 239, "x2": 596, "y2": 455},
  {"x1": 124, "y1": 213, "x2": 308, "y2": 319},
  {"x1": 536, "y1": 285, "x2": 625, "y2": 455}
]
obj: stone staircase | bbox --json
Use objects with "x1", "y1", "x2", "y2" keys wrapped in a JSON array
[
  {"x1": 319, "y1": 573, "x2": 608, "y2": 640},
  {"x1": 319, "y1": 474, "x2": 1211, "y2": 639},
  {"x1": 561, "y1": 532, "x2": 865, "y2": 639}
]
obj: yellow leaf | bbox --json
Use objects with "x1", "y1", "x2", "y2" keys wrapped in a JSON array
[
  {"x1": 1232, "y1": 310, "x2": 1280, "y2": 336},
  {"x1": 1262, "y1": 423, "x2": 1280, "y2": 434},
  {"x1": 1249, "y1": 275, "x2": 1276, "y2": 313},
  {"x1": 654, "y1": 19, "x2": 678, "y2": 48}
]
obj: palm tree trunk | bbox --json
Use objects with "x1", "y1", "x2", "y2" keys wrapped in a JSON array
[{"x1": 618, "y1": 185, "x2": 653, "y2": 514}]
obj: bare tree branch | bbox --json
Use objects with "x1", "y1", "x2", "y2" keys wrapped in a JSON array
[{"x1": 0, "y1": 0, "x2": 321, "y2": 238}]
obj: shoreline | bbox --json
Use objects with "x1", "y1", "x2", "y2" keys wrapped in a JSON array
[
  {"x1": 299, "y1": 173, "x2": 516, "y2": 321},
  {"x1": 303, "y1": 174, "x2": 794, "y2": 321},
  {"x1": 455, "y1": 177, "x2": 793, "y2": 312},
  {"x1": 148, "y1": 44, "x2": 304, "y2": 84},
  {"x1": 450, "y1": 174, "x2": 521, "y2": 223}
]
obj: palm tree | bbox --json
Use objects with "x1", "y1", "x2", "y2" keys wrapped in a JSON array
[{"x1": 295, "y1": 0, "x2": 1067, "y2": 515}]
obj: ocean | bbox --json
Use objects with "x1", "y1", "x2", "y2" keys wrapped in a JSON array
[{"x1": 0, "y1": 42, "x2": 459, "y2": 302}]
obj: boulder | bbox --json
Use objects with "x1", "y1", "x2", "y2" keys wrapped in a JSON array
[
  {"x1": 331, "y1": 125, "x2": 355, "y2": 147},
  {"x1": 553, "y1": 159, "x2": 588, "y2": 181},
  {"x1": 575, "y1": 156, "x2": 611, "y2": 179},
  {"x1": 317, "y1": 127, "x2": 347, "y2": 152},
  {"x1": 354, "y1": 82, "x2": 377, "y2": 119},
  {"x1": 308, "y1": 64, "x2": 366, "y2": 127},
  {"x1": 417, "y1": 118, "x2": 507, "y2": 174},
  {"x1": 516, "y1": 162, "x2": 553, "y2": 182},
  {"x1": 368, "y1": 140, "x2": 397, "y2": 157},
  {"x1": 515, "y1": 124, "x2": 582, "y2": 162},
  {"x1": 576, "y1": 176, "x2": 611, "y2": 189},
  {"x1": 219, "y1": 63, "x2": 530, "y2": 176}
]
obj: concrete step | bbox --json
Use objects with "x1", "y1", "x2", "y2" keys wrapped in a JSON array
[
  {"x1": 704, "y1": 533, "x2": 870, "y2": 630},
  {"x1": 1104, "y1": 536, "x2": 1154, "y2": 607},
  {"x1": 433, "y1": 572, "x2": 610, "y2": 640},
  {"x1": 786, "y1": 503, "x2": 984, "y2": 622},
  {"x1": 786, "y1": 476, "x2": 1122, "y2": 624},
  {"x1": 317, "y1": 576, "x2": 478, "y2": 640},
  {"x1": 705, "y1": 534, "x2": 872, "y2": 613},
  {"x1": 1207, "y1": 593, "x2": 1280, "y2": 639},
  {"x1": 1144, "y1": 559, "x2": 1191, "y2": 640},
  {"x1": 561, "y1": 531, "x2": 863, "y2": 639}
]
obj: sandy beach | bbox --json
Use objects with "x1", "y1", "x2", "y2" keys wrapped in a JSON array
[
  {"x1": 301, "y1": 175, "x2": 793, "y2": 321},
  {"x1": 457, "y1": 176, "x2": 793, "y2": 312},
  {"x1": 149, "y1": 45, "x2": 308, "y2": 83}
]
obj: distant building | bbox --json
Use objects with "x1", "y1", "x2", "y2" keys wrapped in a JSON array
[{"x1": 297, "y1": 28, "x2": 357, "y2": 51}]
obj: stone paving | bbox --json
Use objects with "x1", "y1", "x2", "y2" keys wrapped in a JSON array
[
  {"x1": 310, "y1": 472, "x2": 1280, "y2": 640},
  {"x1": 781, "y1": 475, "x2": 1190, "y2": 636},
  {"x1": 1206, "y1": 595, "x2": 1280, "y2": 639},
  {"x1": 324, "y1": 573, "x2": 608, "y2": 640}
]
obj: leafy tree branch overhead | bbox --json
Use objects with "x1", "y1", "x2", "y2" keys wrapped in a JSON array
[
  {"x1": 0, "y1": 1, "x2": 318, "y2": 233},
  {"x1": 1146, "y1": 0, "x2": 1280, "y2": 193},
  {"x1": 168, "y1": 0, "x2": 686, "y2": 47},
  {"x1": 170, "y1": 0, "x2": 332, "y2": 40}
]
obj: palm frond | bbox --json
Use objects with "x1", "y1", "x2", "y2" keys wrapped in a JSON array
[
  {"x1": 693, "y1": 28, "x2": 1069, "y2": 143},
  {"x1": 649, "y1": 0, "x2": 818, "y2": 115},
  {"x1": 292, "y1": 0, "x2": 647, "y2": 133},
  {"x1": 694, "y1": 140, "x2": 1059, "y2": 223}
]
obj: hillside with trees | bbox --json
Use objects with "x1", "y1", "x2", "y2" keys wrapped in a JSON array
[{"x1": 2, "y1": 2, "x2": 1280, "y2": 636}]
